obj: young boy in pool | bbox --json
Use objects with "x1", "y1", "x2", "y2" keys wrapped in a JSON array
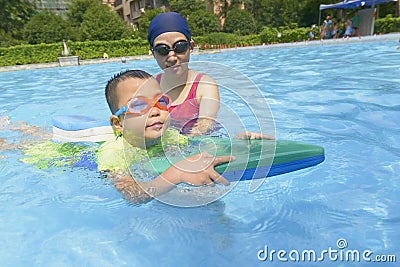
[
  {"x1": 99, "y1": 69, "x2": 236, "y2": 203},
  {"x1": 148, "y1": 12, "x2": 219, "y2": 135},
  {"x1": 0, "y1": 71, "x2": 232, "y2": 203}
]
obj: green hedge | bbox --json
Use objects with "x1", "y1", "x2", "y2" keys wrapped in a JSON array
[
  {"x1": 0, "y1": 43, "x2": 61, "y2": 66},
  {"x1": 194, "y1": 27, "x2": 310, "y2": 49},
  {"x1": 1, "y1": 20, "x2": 398, "y2": 66},
  {"x1": 0, "y1": 39, "x2": 149, "y2": 66},
  {"x1": 374, "y1": 15, "x2": 400, "y2": 34},
  {"x1": 0, "y1": 29, "x2": 312, "y2": 66},
  {"x1": 69, "y1": 39, "x2": 149, "y2": 59},
  {"x1": 194, "y1": 32, "x2": 261, "y2": 48},
  {"x1": 257, "y1": 26, "x2": 310, "y2": 44}
]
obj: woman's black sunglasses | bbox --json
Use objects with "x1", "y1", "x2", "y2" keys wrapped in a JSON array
[{"x1": 152, "y1": 41, "x2": 190, "y2": 56}]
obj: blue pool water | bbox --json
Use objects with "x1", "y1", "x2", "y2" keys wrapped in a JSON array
[{"x1": 1, "y1": 37, "x2": 399, "y2": 266}]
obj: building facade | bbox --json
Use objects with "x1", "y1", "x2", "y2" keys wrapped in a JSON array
[
  {"x1": 113, "y1": 0, "x2": 165, "y2": 26},
  {"x1": 32, "y1": 0, "x2": 116, "y2": 16},
  {"x1": 30, "y1": 0, "x2": 164, "y2": 27},
  {"x1": 33, "y1": 0, "x2": 69, "y2": 16},
  {"x1": 31, "y1": 0, "x2": 235, "y2": 28}
]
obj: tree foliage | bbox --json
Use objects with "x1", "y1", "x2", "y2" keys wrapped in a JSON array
[
  {"x1": 79, "y1": 4, "x2": 127, "y2": 41},
  {"x1": 188, "y1": 10, "x2": 220, "y2": 36},
  {"x1": 224, "y1": 8, "x2": 256, "y2": 35},
  {"x1": 169, "y1": 0, "x2": 206, "y2": 17},
  {"x1": 298, "y1": 0, "x2": 329, "y2": 27},
  {"x1": 0, "y1": 0, "x2": 36, "y2": 41},
  {"x1": 159, "y1": 0, "x2": 217, "y2": 36},
  {"x1": 23, "y1": 11, "x2": 73, "y2": 44},
  {"x1": 244, "y1": 0, "x2": 286, "y2": 28},
  {"x1": 66, "y1": 0, "x2": 101, "y2": 29},
  {"x1": 137, "y1": 9, "x2": 163, "y2": 39}
]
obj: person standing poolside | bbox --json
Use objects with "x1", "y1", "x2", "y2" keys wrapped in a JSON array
[
  {"x1": 323, "y1": 16, "x2": 333, "y2": 39},
  {"x1": 351, "y1": 11, "x2": 360, "y2": 37},
  {"x1": 308, "y1": 25, "x2": 316, "y2": 40},
  {"x1": 147, "y1": 12, "x2": 219, "y2": 135},
  {"x1": 333, "y1": 19, "x2": 342, "y2": 39},
  {"x1": 344, "y1": 19, "x2": 353, "y2": 38}
]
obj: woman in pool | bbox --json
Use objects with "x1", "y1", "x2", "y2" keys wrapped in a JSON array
[
  {"x1": 147, "y1": 12, "x2": 219, "y2": 135},
  {"x1": 102, "y1": 69, "x2": 272, "y2": 202}
]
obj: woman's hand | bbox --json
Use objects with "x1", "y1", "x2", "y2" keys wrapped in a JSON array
[
  {"x1": 235, "y1": 131, "x2": 275, "y2": 140},
  {"x1": 187, "y1": 118, "x2": 215, "y2": 136}
]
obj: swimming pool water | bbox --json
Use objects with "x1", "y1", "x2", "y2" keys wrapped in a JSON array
[{"x1": 1, "y1": 37, "x2": 399, "y2": 266}]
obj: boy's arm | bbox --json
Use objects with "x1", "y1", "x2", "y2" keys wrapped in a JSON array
[
  {"x1": 112, "y1": 173, "x2": 153, "y2": 204},
  {"x1": 143, "y1": 152, "x2": 233, "y2": 196},
  {"x1": 110, "y1": 153, "x2": 234, "y2": 203}
]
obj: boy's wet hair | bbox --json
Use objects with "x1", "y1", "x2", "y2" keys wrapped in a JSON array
[{"x1": 105, "y1": 70, "x2": 153, "y2": 115}]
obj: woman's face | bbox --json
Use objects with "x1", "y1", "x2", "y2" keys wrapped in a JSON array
[{"x1": 152, "y1": 32, "x2": 191, "y2": 77}]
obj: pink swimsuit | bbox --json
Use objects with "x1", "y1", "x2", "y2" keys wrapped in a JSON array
[{"x1": 156, "y1": 73, "x2": 204, "y2": 133}]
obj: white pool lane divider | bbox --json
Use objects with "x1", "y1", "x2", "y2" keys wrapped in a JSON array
[{"x1": 52, "y1": 115, "x2": 114, "y2": 143}]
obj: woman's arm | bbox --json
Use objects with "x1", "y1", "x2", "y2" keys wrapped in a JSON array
[
  {"x1": 235, "y1": 131, "x2": 275, "y2": 140},
  {"x1": 190, "y1": 74, "x2": 220, "y2": 135}
]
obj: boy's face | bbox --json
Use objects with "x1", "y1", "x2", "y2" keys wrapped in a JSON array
[
  {"x1": 152, "y1": 32, "x2": 191, "y2": 76},
  {"x1": 112, "y1": 77, "x2": 170, "y2": 147}
]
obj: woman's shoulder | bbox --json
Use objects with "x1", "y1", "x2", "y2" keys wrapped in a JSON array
[{"x1": 188, "y1": 70, "x2": 211, "y2": 81}]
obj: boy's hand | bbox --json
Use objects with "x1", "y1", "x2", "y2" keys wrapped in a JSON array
[
  {"x1": 0, "y1": 116, "x2": 10, "y2": 129},
  {"x1": 112, "y1": 173, "x2": 152, "y2": 203},
  {"x1": 235, "y1": 131, "x2": 275, "y2": 140},
  {"x1": 162, "y1": 152, "x2": 234, "y2": 186}
]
